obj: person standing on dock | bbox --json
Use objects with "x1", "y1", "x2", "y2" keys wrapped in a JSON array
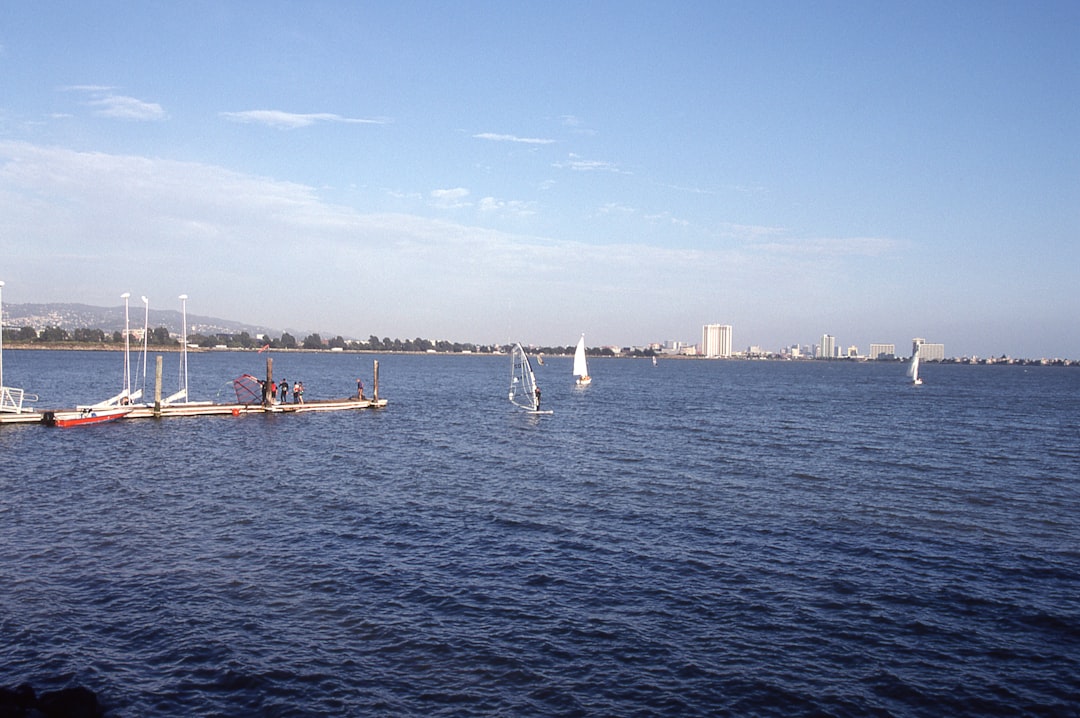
[
  {"x1": 279, "y1": 379, "x2": 288, "y2": 403},
  {"x1": 357, "y1": 379, "x2": 365, "y2": 400},
  {"x1": 294, "y1": 381, "x2": 304, "y2": 404}
]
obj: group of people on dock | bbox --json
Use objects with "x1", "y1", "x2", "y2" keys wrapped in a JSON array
[{"x1": 265, "y1": 378, "x2": 304, "y2": 404}]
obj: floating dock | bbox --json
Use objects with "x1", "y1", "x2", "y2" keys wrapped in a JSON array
[{"x1": 0, "y1": 357, "x2": 387, "y2": 427}]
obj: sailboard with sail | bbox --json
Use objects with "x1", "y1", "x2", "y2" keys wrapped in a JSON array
[
  {"x1": 907, "y1": 350, "x2": 923, "y2": 385},
  {"x1": 509, "y1": 343, "x2": 551, "y2": 414}
]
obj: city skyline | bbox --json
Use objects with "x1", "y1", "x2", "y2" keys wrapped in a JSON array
[
  {"x1": 0, "y1": 297, "x2": 1058, "y2": 362},
  {"x1": 1, "y1": 4, "x2": 1077, "y2": 358}
]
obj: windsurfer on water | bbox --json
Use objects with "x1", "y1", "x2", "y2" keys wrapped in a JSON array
[{"x1": 534, "y1": 385, "x2": 541, "y2": 409}]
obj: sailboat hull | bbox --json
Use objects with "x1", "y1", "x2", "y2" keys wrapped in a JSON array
[{"x1": 48, "y1": 407, "x2": 132, "y2": 427}]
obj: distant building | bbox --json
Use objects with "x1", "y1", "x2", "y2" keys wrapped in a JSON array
[
  {"x1": 820, "y1": 334, "x2": 836, "y2": 359},
  {"x1": 869, "y1": 343, "x2": 896, "y2": 360},
  {"x1": 847, "y1": 345, "x2": 859, "y2": 358},
  {"x1": 913, "y1": 338, "x2": 945, "y2": 361},
  {"x1": 702, "y1": 323, "x2": 732, "y2": 358}
]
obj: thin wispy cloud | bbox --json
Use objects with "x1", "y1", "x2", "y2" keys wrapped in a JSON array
[
  {"x1": 598, "y1": 202, "x2": 636, "y2": 215},
  {"x1": 60, "y1": 86, "x2": 166, "y2": 121},
  {"x1": 430, "y1": 187, "x2": 471, "y2": 209},
  {"x1": 92, "y1": 95, "x2": 167, "y2": 121},
  {"x1": 220, "y1": 110, "x2": 390, "y2": 129},
  {"x1": 559, "y1": 115, "x2": 597, "y2": 136},
  {"x1": 553, "y1": 153, "x2": 625, "y2": 173},
  {"x1": 754, "y1": 235, "x2": 898, "y2": 257},
  {"x1": 478, "y1": 196, "x2": 537, "y2": 218},
  {"x1": 0, "y1": 140, "x2": 911, "y2": 347},
  {"x1": 473, "y1": 132, "x2": 556, "y2": 145}
]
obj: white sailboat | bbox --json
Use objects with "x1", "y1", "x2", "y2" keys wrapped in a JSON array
[
  {"x1": 573, "y1": 334, "x2": 592, "y2": 386},
  {"x1": 509, "y1": 342, "x2": 551, "y2": 414},
  {"x1": 51, "y1": 292, "x2": 142, "y2": 427},
  {"x1": 908, "y1": 350, "x2": 923, "y2": 386}
]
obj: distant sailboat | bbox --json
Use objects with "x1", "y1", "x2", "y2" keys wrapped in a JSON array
[
  {"x1": 573, "y1": 334, "x2": 592, "y2": 386},
  {"x1": 509, "y1": 343, "x2": 551, "y2": 414},
  {"x1": 908, "y1": 350, "x2": 923, "y2": 386}
]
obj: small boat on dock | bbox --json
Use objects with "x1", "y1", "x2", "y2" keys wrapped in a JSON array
[{"x1": 45, "y1": 407, "x2": 134, "y2": 428}]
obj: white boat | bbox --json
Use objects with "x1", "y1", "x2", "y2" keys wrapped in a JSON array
[
  {"x1": 573, "y1": 334, "x2": 592, "y2": 386},
  {"x1": 509, "y1": 343, "x2": 551, "y2": 414},
  {"x1": 79, "y1": 292, "x2": 144, "y2": 412},
  {"x1": 908, "y1": 350, "x2": 923, "y2": 386}
]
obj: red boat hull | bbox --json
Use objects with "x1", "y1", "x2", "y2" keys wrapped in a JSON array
[{"x1": 48, "y1": 408, "x2": 132, "y2": 427}]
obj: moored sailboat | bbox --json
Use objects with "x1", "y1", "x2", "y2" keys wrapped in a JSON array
[{"x1": 52, "y1": 292, "x2": 143, "y2": 427}]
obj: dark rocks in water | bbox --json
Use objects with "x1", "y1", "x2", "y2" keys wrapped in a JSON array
[{"x1": 0, "y1": 684, "x2": 103, "y2": 718}]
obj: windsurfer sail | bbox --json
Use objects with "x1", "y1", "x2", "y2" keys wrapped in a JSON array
[{"x1": 509, "y1": 342, "x2": 550, "y2": 413}]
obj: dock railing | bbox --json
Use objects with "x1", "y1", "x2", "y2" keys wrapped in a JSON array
[{"x1": 1, "y1": 386, "x2": 38, "y2": 414}]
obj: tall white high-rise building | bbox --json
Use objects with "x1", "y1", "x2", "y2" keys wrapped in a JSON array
[
  {"x1": 869, "y1": 343, "x2": 896, "y2": 360},
  {"x1": 702, "y1": 324, "x2": 732, "y2": 358},
  {"x1": 913, "y1": 338, "x2": 945, "y2": 361},
  {"x1": 820, "y1": 334, "x2": 836, "y2": 359}
]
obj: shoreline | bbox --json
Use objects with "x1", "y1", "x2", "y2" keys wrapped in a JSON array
[{"x1": 1, "y1": 344, "x2": 1074, "y2": 366}]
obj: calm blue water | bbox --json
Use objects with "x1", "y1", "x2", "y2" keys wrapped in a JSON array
[{"x1": 2, "y1": 350, "x2": 1078, "y2": 716}]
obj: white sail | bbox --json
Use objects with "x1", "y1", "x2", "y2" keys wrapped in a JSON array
[
  {"x1": 907, "y1": 351, "x2": 922, "y2": 385},
  {"x1": 509, "y1": 343, "x2": 543, "y2": 411},
  {"x1": 573, "y1": 334, "x2": 591, "y2": 385}
]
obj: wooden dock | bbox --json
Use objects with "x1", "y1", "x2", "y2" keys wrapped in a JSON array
[{"x1": 0, "y1": 357, "x2": 387, "y2": 427}]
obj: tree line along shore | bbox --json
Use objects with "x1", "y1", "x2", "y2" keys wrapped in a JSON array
[{"x1": 0, "y1": 326, "x2": 631, "y2": 357}]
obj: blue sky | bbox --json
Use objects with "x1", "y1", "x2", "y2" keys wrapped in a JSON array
[{"x1": 1, "y1": 2, "x2": 1077, "y2": 357}]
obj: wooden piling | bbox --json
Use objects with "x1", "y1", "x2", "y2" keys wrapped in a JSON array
[
  {"x1": 154, "y1": 355, "x2": 163, "y2": 415},
  {"x1": 373, "y1": 360, "x2": 379, "y2": 402},
  {"x1": 265, "y1": 357, "x2": 274, "y2": 407}
]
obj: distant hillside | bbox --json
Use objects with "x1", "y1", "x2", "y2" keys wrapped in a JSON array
[{"x1": 1, "y1": 302, "x2": 293, "y2": 339}]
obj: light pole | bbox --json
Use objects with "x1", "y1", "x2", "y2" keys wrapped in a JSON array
[
  {"x1": 140, "y1": 295, "x2": 149, "y2": 397},
  {"x1": 0, "y1": 280, "x2": 5, "y2": 391},
  {"x1": 121, "y1": 292, "x2": 131, "y2": 398},
  {"x1": 179, "y1": 294, "x2": 189, "y2": 402}
]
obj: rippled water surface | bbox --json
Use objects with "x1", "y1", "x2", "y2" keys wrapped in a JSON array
[{"x1": 2, "y1": 350, "x2": 1079, "y2": 716}]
